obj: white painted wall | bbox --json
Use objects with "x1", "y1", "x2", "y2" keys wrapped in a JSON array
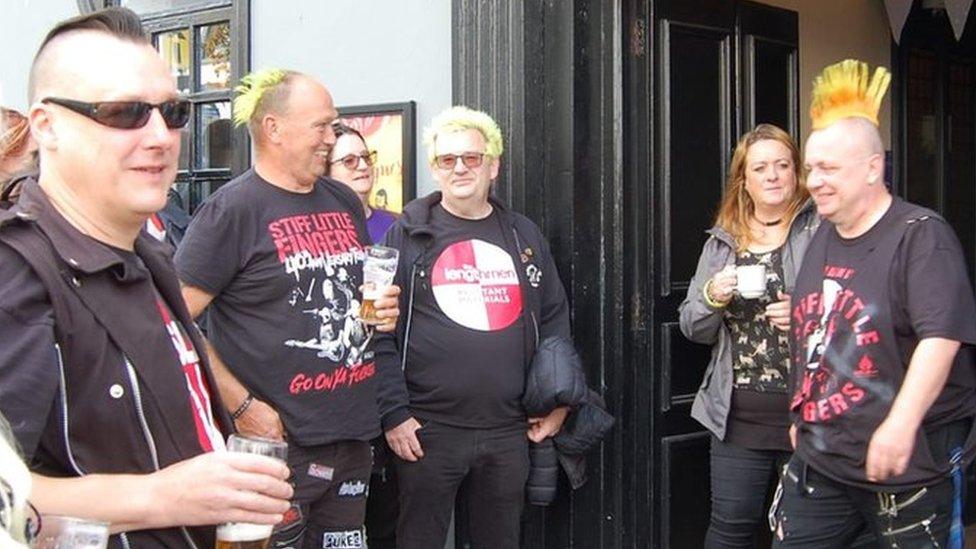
[
  {"x1": 0, "y1": 0, "x2": 79, "y2": 111},
  {"x1": 251, "y1": 0, "x2": 453, "y2": 196},
  {"x1": 758, "y1": 0, "x2": 893, "y2": 148}
]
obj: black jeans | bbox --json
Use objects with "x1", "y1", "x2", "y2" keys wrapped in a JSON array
[
  {"x1": 769, "y1": 419, "x2": 970, "y2": 548},
  {"x1": 364, "y1": 437, "x2": 398, "y2": 549},
  {"x1": 395, "y1": 420, "x2": 529, "y2": 549},
  {"x1": 705, "y1": 435, "x2": 791, "y2": 548}
]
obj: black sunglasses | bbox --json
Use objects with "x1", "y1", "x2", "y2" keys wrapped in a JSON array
[
  {"x1": 41, "y1": 97, "x2": 191, "y2": 130},
  {"x1": 331, "y1": 150, "x2": 378, "y2": 170}
]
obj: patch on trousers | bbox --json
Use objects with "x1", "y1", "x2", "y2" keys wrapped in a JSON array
[
  {"x1": 308, "y1": 462, "x2": 335, "y2": 481},
  {"x1": 336, "y1": 479, "x2": 367, "y2": 498},
  {"x1": 322, "y1": 529, "x2": 364, "y2": 548},
  {"x1": 277, "y1": 503, "x2": 304, "y2": 532},
  {"x1": 271, "y1": 503, "x2": 306, "y2": 548}
]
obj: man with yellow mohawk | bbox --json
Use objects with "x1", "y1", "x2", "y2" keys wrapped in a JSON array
[
  {"x1": 770, "y1": 59, "x2": 976, "y2": 547},
  {"x1": 176, "y1": 69, "x2": 401, "y2": 549}
]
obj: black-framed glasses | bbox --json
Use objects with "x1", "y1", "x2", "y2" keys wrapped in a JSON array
[
  {"x1": 331, "y1": 150, "x2": 378, "y2": 170},
  {"x1": 41, "y1": 97, "x2": 191, "y2": 130},
  {"x1": 434, "y1": 152, "x2": 487, "y2": 171}
]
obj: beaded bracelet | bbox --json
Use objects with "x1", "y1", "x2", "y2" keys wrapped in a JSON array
[
  {"x1": 231, "y1": 393, "x2": 254, "y2": 420},
  {"x1": 702, "y1": 279, "x2": 728, "y2": 309}
]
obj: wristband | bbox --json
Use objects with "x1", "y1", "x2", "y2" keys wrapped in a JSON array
[
  {"x1": 703, "y1": 279, "x2": 728, "y2": 309},
  {"x1": 231, "y1": 393, "x2": 254, "y2": 420}
]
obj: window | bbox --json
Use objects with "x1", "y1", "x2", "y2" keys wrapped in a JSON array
[{"x1": 102, "y1": 0, "x2": 250, "y2": 213}]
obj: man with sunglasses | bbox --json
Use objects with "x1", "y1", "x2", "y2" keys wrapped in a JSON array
[
  {"x1": 0, "y1": 8, "x2": 292, "y2": 548},
  {"x1": 175, "y1": 69, "x2": 401, "y2": 549},
  {"x1": 373, "y1": 106, "x2": 572, "y2": 548}
]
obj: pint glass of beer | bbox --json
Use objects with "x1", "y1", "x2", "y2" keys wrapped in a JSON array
[
  {"x1": 216, "y1": 435, "x2": 288, "y2": 549},
  {"x1": 360, "y1": 245, "x2": 399, "y2": 325},
  {"x1": 34, "y1": 515, "x2": 109, "y2": 548}
]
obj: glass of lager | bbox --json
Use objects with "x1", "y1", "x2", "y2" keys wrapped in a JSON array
[
  {"x1": 34, "y1": 515, "x2": 109, "y2": 549},
  {"x1": 360, "y1": 245, "x2": 399, "y2": 325},
  {"x1": 215, "y1": 434, "x2": 288, "y2": 549}
]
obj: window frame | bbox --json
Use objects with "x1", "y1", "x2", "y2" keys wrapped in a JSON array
[{"x1": 93, "y1": 0, "x2": 250, "y2": 212}]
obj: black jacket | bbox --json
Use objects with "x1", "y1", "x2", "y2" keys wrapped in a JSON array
[
  {"x1": 373, "y1": 192, "x2": 572, "y2": 430},
  {"x1": 0, "y1": 179, "x2": 233, "y2": 548},
  {"x1": 522, "y1": 335, "x2": 615, "y2": 506}
]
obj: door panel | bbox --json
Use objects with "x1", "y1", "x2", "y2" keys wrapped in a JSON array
[
  {"x1": 738, "y1": 0, "x2": 800, "y2": 138},
  {"x1": 905, "y1": 50, "x2": 942, "y2": 209},
  {"x1": 651, "y1": 1, "x2": 797, "y2": 546},
  {"x1": 654, "y1": 2, "x2": 734, "y2": 546},
  {"x1": 946, "y1": 59, "x2": 976, "y2": 281},
  {"x1": 662, "y1": 21, "x2": 732, "y2": 295}
]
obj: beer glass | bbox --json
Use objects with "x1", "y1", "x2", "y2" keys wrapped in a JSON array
[
  {"x1": 215, "y1": 435, "x2": 288, "y2": 549},
  {"x1": 360, "y1": 245, "x2": 399, "y2": 325},
  {"x1": 34, "y1": 515, "x2": 109, "y2": 549}
]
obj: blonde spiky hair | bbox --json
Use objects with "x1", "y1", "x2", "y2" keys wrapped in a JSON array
[
  {"x1": 423, "y1": 106, "x2": 504, "y2": 164},
  {"x1": 810, "y1": 59, "x2": 891, "y2": 130},
  {"x1": 232, "y1": 68, "x2": 289, "y2": 128}
]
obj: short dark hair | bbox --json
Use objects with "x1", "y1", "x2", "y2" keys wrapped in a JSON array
[
  {"x1": 29, "y1": 7, "x2": 147, "y2": 101},
  {"x1": 37, "y1": 7, "x2": 146, "y2": 52},
  {"x1": 332, "y1": 122, "x2": 366, "y2": 146},
  {"x1": 326, "y1": 122, "x2": 369, "y2": 176}
]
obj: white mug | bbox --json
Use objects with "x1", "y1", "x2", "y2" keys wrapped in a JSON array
[{"x1": 736, "y1": 264, "x2": 767, "y2": 299}]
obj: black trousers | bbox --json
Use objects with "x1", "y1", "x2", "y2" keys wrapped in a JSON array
[
  {"x1": 705, "y1": 435, "x2": 791, "y2": 548},
  {"x1": 364, "y1": 437, "x2": 398, "y2": 549},
  {"x1": 770, "y1": 419, "x2": 970, "y2": 548},
  {"x1": 395, "y1": 420, "x2": 529, "y2": 549},
  {"x1": 271, "y1": 440, "x2": 372, "y2": 549}
]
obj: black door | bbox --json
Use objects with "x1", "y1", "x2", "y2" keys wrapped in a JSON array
[
  {"x1": 896, "y1": 3, "x2": 976, "y2": 524},
  {"x1": 896, "y1": 4, "x2": 976, "y2": 286},
  {"x1": 647, "y1": 1, "x2": 797, "y2": 546}
]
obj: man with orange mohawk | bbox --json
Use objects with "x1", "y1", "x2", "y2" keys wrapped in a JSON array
[
  {"x1": 176, "y1": 69, "x2": 400, "y2": 548},
  {"x1": 770, "y1": 59, "x2": 976, "y2": 547}
]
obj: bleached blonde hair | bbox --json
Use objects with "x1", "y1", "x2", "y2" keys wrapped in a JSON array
[{"x1": 423, "y1": 106, "x2": 504, "y2": 164}]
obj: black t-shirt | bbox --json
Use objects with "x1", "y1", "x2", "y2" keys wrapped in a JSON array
[
  {"x1": 176, "y1": 170, "x2": 379, "y2": 445},
  {"x1": 790, "y1": 196, "x2": 976, "y2": 489},
  {"x1": 822, "y1": 199, "x2": 976, "y2": 425},
  {"x1": 406, "y1": 205, "x2": 526, "y2": 428}
]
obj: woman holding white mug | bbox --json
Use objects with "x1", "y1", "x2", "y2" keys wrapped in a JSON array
[{"x1": 679, "y1": 124, "x2": 819, "y2": 548}]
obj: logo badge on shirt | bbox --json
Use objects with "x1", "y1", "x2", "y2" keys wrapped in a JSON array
[{"x1": 430, "y1": 239, "x2": 523, "y2": 331}]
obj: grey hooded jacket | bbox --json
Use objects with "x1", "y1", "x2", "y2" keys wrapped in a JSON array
[{"x1": 678, "y1": 202, "x2": 820, "y2": 439}]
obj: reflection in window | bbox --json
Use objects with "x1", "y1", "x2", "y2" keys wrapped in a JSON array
[
  {"x1": 155, "y1": 29, "x2": 190, "y2": 94},
  {"x1": 177, "y1": 121, "x2": 190, "y2": 171},
  {"x1": 123, "y1": 0, "x2": 213, "y2": 13},
  {"x1": 197, "y1": 102, "x2": 232, "y2": 169},
  {"x1": 199, "y1": 23, "x2": 231, "y2": 91}
]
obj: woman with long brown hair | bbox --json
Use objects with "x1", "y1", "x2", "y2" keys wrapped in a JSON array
[{"x1": 679, "y1": 124, "x2": 819, "y2": 548}]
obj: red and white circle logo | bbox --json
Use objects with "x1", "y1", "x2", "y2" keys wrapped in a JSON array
[{"x1": 431, "y1": 239, "x2": 523, "y2": 331}]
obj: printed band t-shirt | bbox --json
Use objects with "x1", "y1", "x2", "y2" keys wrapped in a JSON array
[
  {"x1": 790, "y1": 197, "x2": 976, "y2": 489},
  {"x1": 175, "y1": 171, "x2": 379, "y2": 445},
  {"x1": 406, "y1": 205, "x2": 526, "y2": 428}
]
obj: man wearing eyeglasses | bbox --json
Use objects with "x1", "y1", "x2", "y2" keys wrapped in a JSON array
[
  {"x1": 175, "y1": 68, "x2": 401, "y2": 549},
  {"x1": 0, "y1": 8, "x2": 292, "y2": 548},
  {"x1": 373, "y1": 106, "x2": 572, "y2": 548}
]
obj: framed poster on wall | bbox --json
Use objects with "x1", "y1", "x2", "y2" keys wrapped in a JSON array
[{"x1": 337, "y1": 101, "x2": 416, "y2": 214}]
